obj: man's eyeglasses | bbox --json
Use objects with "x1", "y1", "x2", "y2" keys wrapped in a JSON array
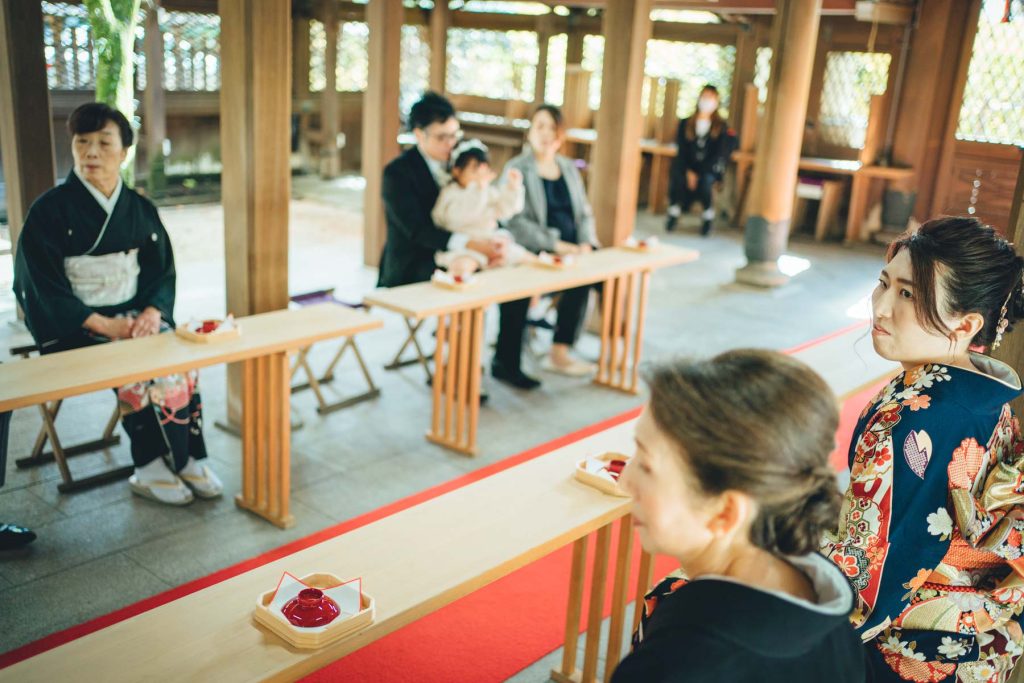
[{"x1": 427, "y1": 129, "x2": 464, "y2": 144}]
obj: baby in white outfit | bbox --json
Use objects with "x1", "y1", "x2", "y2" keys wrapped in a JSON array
[{"x1": 432, "y1": 139, "x2": 530, "y2": 276}]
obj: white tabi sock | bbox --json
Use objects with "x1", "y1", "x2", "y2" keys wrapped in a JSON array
[{"x1": 135, "y1": 457, "x2": 177, "y2": 484}]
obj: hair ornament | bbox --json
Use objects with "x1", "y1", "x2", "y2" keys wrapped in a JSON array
[
  {"x1": 991, "y1": 272, "x2": 1024, "y2": 351},
  {"x1": 451, "y1": 138, "x2": 488, "y2": 161}
]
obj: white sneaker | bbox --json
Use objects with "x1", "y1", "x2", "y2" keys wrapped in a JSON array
[
  {"x1": 179, "y1": 462, "x2": 224, "y2": 499},
  {"x1": 129, "y1": 474, "x2": 194, "y2": 506},
  {"x1": 542, "y1": 356, "x2": 597, "y2": 377}
]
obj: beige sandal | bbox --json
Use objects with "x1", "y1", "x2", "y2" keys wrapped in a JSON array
[{"x1": 129, "y1": 474, "x2": 194, "y2": 506}]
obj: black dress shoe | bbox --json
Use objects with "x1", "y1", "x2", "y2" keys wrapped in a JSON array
[
  {"x1": 665, "y1": 214, "x2": 678, "y2": 232},
  {"x1": 700, "y1": 219, "x2": 713, "y2": 236},
  {"x1": 491, "y1": 361, "x2": 542, "y2": 390},
  {"x1": 0, "y1": 523, "x2": 37, "y2": 550}
]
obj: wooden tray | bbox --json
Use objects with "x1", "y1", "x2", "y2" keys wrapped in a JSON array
[
  {"x1": 430, "y1": 275, "x2": 475, "y2": 292},
  {"x1": 531, "y1": 254, "x2": 576, "y2": 270},
  {"x1": 175, "y1": 322, "x2": 241, "y2": 344},
  {"x1": 253, "y1": 572, "x2": 375, "y2": 650},
  {"x1": 574, "y1": 452, "x2": 631, "y2": 497}
]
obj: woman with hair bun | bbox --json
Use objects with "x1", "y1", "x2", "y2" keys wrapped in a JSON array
[
  {"x1": 612, "y1": 350, "x2": 865, "y2": 682},
  {"x1": 822, "y1": 217, "x2": 1024, "y2": 681}
]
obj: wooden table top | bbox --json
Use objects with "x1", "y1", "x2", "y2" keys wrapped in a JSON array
[
  {"x1": 0, "y1": 304, "x2": 382, "y2": 412},
  {"x1": 0, "y1": 417, "x2": 636, "y2": 683},
  {"x1": 363, "y1": 244, "x2": 699, "y2": 320}
]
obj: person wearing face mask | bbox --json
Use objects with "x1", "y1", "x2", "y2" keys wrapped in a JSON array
[
  {"x1": 665, "y1": 85, "x2": 736, "y2": 236},
  {"x1": 500, "y1": 104, "x2": 600, "y2": 385},
  {"x1": 821, "y1": 217, "x2": 1024, "y2": 681}
]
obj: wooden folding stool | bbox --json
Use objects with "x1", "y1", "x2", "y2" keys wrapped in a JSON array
[
  {"x1": 289, "y1": 289, "x2": 382, "y2": 414},
  {"x1": 381, "y1": 316, "x2": 433, "y2": 383},
  {"x1": 9, "y1": 343, "x2": 130, "y2": 493}
]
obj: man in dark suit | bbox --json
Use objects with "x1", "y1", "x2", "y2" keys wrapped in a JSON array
[{"x1": 378, "y1": 92, "x2": 541, "y2": 389}]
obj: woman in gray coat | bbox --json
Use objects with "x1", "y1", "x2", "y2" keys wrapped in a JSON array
[{"x1": 500, "y1": 105, "x2": 599, "y2": 378}]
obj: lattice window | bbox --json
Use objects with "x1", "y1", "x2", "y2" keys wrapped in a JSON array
[
  {"x1": 42, "y1": 2, "x2": 97, "y2": 90},
  {"x1": 400, "y1": 25, "x2": 431, "y2": 114},
  {"x1": 956, "y1": 0, "x2": 1024, "y2": 146},
  {"x1": 161, "y1": 10, "x2": 220, "y2": 91},
  {"x1": 446, "y1": 28, "x2": 538, "y2": 101},
  {"x1": 817, "y1": 51, "x2": 891, "y2": 149},
  {"x1": 309, "y1": 21, "x2": 369, "y2": 92},
  {"x1": 645, "y1": 40, "x2": 735, "y2": 118},
  {"x1": 544, "y1": 33, "x2": 568, "y2": 106},
  {"x1": 461, "y1": 1, "x2": 551, "y2": 14},
  {"x1": 754, "y1": 46, "x2": 772, "y2": 103},
  {"x1": 582, "y1": 34, "x2": 604, "y2": 110}
]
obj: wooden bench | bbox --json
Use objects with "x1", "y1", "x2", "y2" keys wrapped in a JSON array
[
  {"x1": 0, "y1": 323, "x2": 897, "y2": 683},
  {"x1": 0, "y1": 304, "x2": 382, "y2": 527},
  {"x1": 364, "y1": 245, "x2": 699, "y2": 456}
]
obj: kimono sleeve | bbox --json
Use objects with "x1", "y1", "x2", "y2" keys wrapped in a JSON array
[
  {"x1": 13, "y1": 202, "x2": 94, "y2": 341},
  {"x1": 133, "y1": 202, "x2": 176, "y2": 325},
  {"x1": 948, "y1": 404, "x2": 1024, "y2": 577}
]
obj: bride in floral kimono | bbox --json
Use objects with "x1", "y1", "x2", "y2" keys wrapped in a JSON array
[
  {"x1": 822, "y1": 216, "x2": 1024, "y2": 682},
  {"x1": 13, "y1": 103, "x2": 221, "y2": 506}
]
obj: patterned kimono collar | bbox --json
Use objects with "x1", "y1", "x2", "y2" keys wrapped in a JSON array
[{"x1": 902, "y1": 353, "x2": 1022, "y2": 412}]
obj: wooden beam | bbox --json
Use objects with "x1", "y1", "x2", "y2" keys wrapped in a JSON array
[
  {"x1": 429, "y1": 1, "x2": 449, "y2": 92},
  {"x1": 143, "y1": 1, "x2": 166, "y2": 192},
  {"x1": 589, "y1": 0, "x2": 653, "y2": 247},
  {"x1": 320, "y1": 0, "x2": 342, "y2": 178},
  {"x1": 362, "y1": 0, "x2": 402, "y2": 267},
  {"x1": 736, "y1": 0, "x2": 822, "y2": 287},
  {"x1": 890, "y1": 0, "x2": 975, "y2": 221},
  {"x1": 219, "y1": 0, "x2": 292, "y2": 423},
  {"x1": 0, "y1": 0, "x2": 56, "y2": 256}
]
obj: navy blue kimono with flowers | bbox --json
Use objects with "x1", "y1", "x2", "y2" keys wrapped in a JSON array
[{"x1": 822, "y1": 355, "x2": 1024, "y2": 682}]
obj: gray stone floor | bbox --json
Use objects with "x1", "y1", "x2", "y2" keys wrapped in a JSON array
[{"x1": 0, "y1": 175, "x2": 886, "y2": 679}]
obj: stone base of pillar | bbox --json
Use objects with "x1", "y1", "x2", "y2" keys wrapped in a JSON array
[{"x1": 735, "y1": 260, "x2": 790, "y2": 288}]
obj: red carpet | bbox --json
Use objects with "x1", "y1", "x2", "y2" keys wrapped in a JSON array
[{"x1": 0, "y1": 320, "x2": 884, "y2": 681}]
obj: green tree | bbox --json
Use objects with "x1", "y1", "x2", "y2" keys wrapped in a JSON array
[{"x1": 84, "y1": 0, "x2": 143, "y2": 185}]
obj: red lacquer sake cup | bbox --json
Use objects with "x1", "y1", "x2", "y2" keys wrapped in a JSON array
[{"x1": 281, "y1": 587, "x2": 341, "y2": 628}]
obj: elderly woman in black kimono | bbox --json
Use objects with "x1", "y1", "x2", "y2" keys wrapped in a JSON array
[{"x1": 13, "y1": 103, "x2": 221, "y2": 506}]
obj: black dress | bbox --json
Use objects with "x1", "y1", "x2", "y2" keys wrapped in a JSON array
[{"x1": 612, "y1": 558, "x2": 867, "y2": 683}]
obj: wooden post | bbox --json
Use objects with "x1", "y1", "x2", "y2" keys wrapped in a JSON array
[
  {"x1": 995, "y1": 155, "x2": 1024, "y2": 417},
  {"x1": 362, "y1": 0, "x2": 402, "y2": 267},
  {"x1": 730, "y1": 23, "x2": 758, "y2": 130},
  {"x1": 534, "y1": 15, "x2": 551, "y2": 105},
  {"x1": 293, "y1": 15, "x2": 311, "y2": 98},
  {"x1": 0, "y1": 0, "x2": 56, "y2": 257},
  {"x1": 429, "y1": 0, "x2": 449, "y2": 93},
  {"x1": 143, "y1": 1, "x2": 166, "y2": 194},
  {"x1": 588, "y1": 0, "x2": 652, "y2": 247},
  {"x1": 320, "y1": 0, "x2": 342, "y2": 178},
  {"x1": 219, "y1": 0, "x2": 292, "y2": 424},
  {"x1": 735, "y1": 0, "x2": 821, "y2": 288},
  {"x1": 890, "y1": 0, "x2": 976, "y2": 221}
]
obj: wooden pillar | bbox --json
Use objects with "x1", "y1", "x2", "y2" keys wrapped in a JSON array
[
  {"x1": 588, "y1": 0, "x2": 652, "y2": 247},
  {"x1": 362, "y1": 0, "x2": 402, "y2": 267},
  {"x1": 219, "y1": 0, "x2": 292, "y2": 423},
  {"x1": 889, "y1": 0, "x2": 976, "y2": 221},
  {"x1": 534, "y1": 15, "x2": 552, "y2": 105},
  {"x1": 730, "y1": 23, "x2": 758, "y2": 130},
  {"x1": 293, "y1": 15, "x2": 311, "y2": 98},
  {"x1": 429, "y1": 0, "x2": 448, "y2": 93},
  {"x1": 0, "y1": 0, "x2": 56, "y2": 255},
  {"x1": 735, "y1": 0, "x2": 821, "y2": 288},
  {"x1": 143, "y1": 1, "x2": 166, "y2": 194},
  {"x1": 320, "y1": 0, "x2": 342, "y2": 178},
  {"x1": 995, "y1": 156, "x2": 1024, "y2": 417}
]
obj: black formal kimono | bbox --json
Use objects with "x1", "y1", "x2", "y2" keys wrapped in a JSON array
[
  {"x1": 12, "y1": 170, "x2": 207, "y2": 471},
  {"x1": 378, "y1": 147, "x2": 453, "y2": 288},
  {"x1": 611, "y1": 553, "x2": 867, "y2": 683}
]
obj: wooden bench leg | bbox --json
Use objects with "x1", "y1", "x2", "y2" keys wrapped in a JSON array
[
  {"x1": 236, "y1": 352, "x2": 295, "y2": 528},
  {"x1": 604, "y1": 516, "x2": 635, "y2": 682},
  {"x1": 632, "y1": 548, "x2": 655, "y2": 633},
  {"x1": 595, "y1": 272, "x2": 649, "y2": 395},
  {"x1": 384, "y1": 317, "x2": 433, "y2": 383},
  {"x1": 17, "y1": 401, "x2": 122, "y2": 469},
  {"x1": 552, "y1": 535, "x2": 590, "y2": 683},
  {"x1": 425, "y1": 308, "x2": 483, "y2": 456}
]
